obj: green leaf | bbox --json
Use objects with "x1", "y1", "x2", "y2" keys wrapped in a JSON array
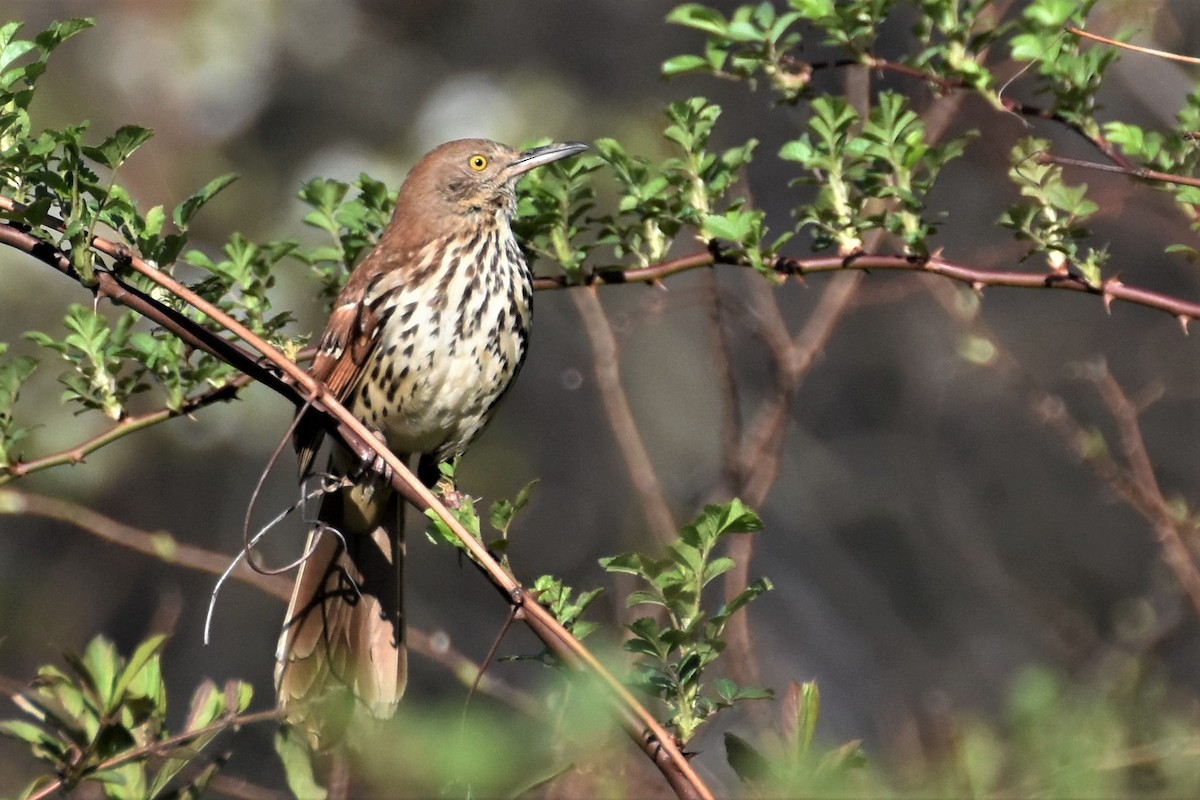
[
  {"x1": 33, "y1": 18, "x2": 95, "y2": 52},
  {"x1": 77, "y1": 636, "x2": 119, "y2": 709},
  {"x1": 81, "y1": 124, "x2": 153, "y2": 169},
  {"x1": 725, "y1": 731, "x2": 772, "y2": 784},
  {"x1": 275, "y1": 726, "x2": 327, "y2": 799},
  {"x1": 0, "y1": 718, "x2": 54, "y2": 747},
  {"x1": 662, "y1": 54, "x2": 712, "y2": 77},
  {"x1": 173, "y1": 172, "x2": 238, "y2": 228},
  {"x1": 666, "y1": 4, "x2": 729, "y2": 36},
  {"x1": 109, "y1": 634, "x2": 165, "y2": 714}
]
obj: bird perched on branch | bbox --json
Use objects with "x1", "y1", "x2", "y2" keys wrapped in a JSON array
[{"x1": 276, "y1": 138, "x2": 588, "y2": 746}]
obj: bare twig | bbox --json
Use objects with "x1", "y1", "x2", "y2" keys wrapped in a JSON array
[
  {"x1": 0, "y1": 488, "x2": 293, "y2": 599},
  {"x1": 705, "y1": 269, "x2": 744, "y2": 495},
  {"x1": 925, "y1": 283, "x2": 1200, "y2": 622},
  {"x1": 570, "y1": 285, "x2": 676, "y2": 544}
]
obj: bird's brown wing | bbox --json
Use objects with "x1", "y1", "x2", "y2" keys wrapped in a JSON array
[{"x1": 294, "y1": 263, "x2": 386, "y2": 476}]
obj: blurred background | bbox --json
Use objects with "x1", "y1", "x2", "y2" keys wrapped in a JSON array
[{"x1": 4, "y1": 0, "x2": 1200, "y2": 793}]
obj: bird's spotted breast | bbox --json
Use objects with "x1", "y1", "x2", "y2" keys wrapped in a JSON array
[{"x1": 353, "y1": 227, "x2": 532, "y2": 462}]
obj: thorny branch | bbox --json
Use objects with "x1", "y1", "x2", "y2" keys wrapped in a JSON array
[
  {"x1": 0, "y1": 213, "x2": 713, "y2": 800},
  {"x1": 533, "y1": 249, "x2": 1200, "y2": 330}
]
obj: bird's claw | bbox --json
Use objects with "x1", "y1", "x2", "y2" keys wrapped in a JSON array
[
  {"x1": 351, "y1": 428, "x2": 393, "y2": 497},
  {"x1": 435, "y1": 475, "x2": 464, "y2": 509}
]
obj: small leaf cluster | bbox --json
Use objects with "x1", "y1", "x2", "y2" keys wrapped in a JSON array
[
  {"x1": 513, "y1": 143, "x2": 602, "y2": 279},
  {"x1": 788, "y1": 0, "x2": 896, "y2": 55},
  {"x1": 593, "y1": 98, "x2": 779, "y2": 273},
  {"x1": 423, "y1": 463, "x2": 537, "y2": 567},
  {"x1": 530, "y1": 574, "x2": 603, "y2": 642},
  {"x1": 25, "y1": 305, "x2": 145, "y2": 420},
  {"x1": 780, "y1": 92, "x2": 969, "y2": 255},
  {"x1": 1009, "y1": 0, "x2": 1121, "y2": 136},
  {"x1": 511, "y1": 97, "x2": 776, "y2": 278},
  {"x1": 911, "y1": 0, "x2": 1000, "y2": 92},
  {"x1": 0, "y1": 342, "x2": 37, "y2": 467},
  {"x1": 665, "y1": 0, "x2": 897, "y2": 88},
  {"x1": 1, "y1": 20, "x2": 236, "y2": 281},
  {"x1": 295, "y1": 174, "x2": 394, "y2": 301},
  {"x1": 663, "y1": 3, "x2": 810, "y2": 102},
  {"x1": 1103, "y1": 91, "x2": 1200, "y2": 252},
  {"x1": 0, "y1": 18, "x2": 94, "y2": 189},
  {"x1": 665, "y1": 0, "x2": 1002, "y2": 105},
  {"x1": 0, "y1": 635, "x2": 254, "y2": 800},
  {"x1": 183, "y1": 234, "x2": 298, "y2": 345},
  {"x1": 600, "y1": 499, "x2": 773, "y2": 743},
  {"x1": 22, "y1": 301, "x2": 239, "y2": 420},
  {"x1": 0, "y1": 18, "x2": 296, "y2": 470},
  {"x1": 1000, "y1": 137, "x2": 1106, "y2": 283}
]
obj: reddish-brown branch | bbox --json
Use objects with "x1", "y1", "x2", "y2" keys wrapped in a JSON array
[{"x1": 537, "y1": 250, "x2": 1200, "y2": 327}]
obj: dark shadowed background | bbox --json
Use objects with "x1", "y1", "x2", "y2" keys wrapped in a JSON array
[{"x1": 4, "y1": 0, "x2": 1200, "y2": 793}]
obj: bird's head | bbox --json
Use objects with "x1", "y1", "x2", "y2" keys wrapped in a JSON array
[{"x1": 394, "y1": 138, "x2": 587, "y2": 228}]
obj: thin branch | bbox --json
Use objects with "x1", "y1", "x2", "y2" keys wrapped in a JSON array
[
  {"x1": 1089, "y1": 366, "x2": 1200, "y2": 618},
  {"x1": 1037, "y1": 151, "x2": 1200, "y2": 190},
  {"x1": 0, "y1": 488, "x2": 293, "y2": 599},
  {"x1": 536, "y1": 249, "x2": 1200, "y2": 329},
  {"x1": 0, "y1": 374, "x2": 250, "y2": 485},
  {"x1": 704, "y1": 269, "x2": 744, "y2": 495},
  {"x1": 1067, "y1": 25, "x2": 1200, "y2": 66},
  {"x1": 25, "y1": 708, "x2": 283, "y2": 800},
  {"x1": 738, "y1": 272, "x2": 864, "y2": 507},
  {"x1": 1035, "y1": 383, "x2": 1200, "y2": 620},
  {"x1": 570, "y1": 285, "x2": 676, "y2": 544},
  {"x1": 0, "y1": 488, "x2": 541, "y2": 715}
]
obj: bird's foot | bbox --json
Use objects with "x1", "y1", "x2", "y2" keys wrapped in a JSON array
[
  {"x1": 351, "y1": 427, "x2": 394, "y2": 499},
  {"x1": 435, "y1": 475, "x2": 464, "y2": 509}
]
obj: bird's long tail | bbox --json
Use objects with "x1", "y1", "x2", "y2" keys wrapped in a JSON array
[{"x1": 275, "y1": 463, "x2": 406, "y2": 749}]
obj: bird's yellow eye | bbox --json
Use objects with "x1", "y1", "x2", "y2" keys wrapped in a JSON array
[{"x1": 468, "y1": 154, "x2": 488, "y2": 171}]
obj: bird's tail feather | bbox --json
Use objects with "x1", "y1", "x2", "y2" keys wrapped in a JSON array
[{"x1": 275, "y1": 469, "x2": 406, "y2": 749}]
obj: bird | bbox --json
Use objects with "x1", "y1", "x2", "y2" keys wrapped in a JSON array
[{"x1": 275, "y1": 138, "x2": 588, "y2": 746}]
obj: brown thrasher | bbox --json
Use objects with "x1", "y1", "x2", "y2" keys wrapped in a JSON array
[{"x1": 276, "y1": 138, "x2": 587, "y2": 744}]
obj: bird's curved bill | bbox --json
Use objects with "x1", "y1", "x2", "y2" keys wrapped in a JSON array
[{"x1": 508, "y1": 141, "x2": 589, "y2": 176}]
